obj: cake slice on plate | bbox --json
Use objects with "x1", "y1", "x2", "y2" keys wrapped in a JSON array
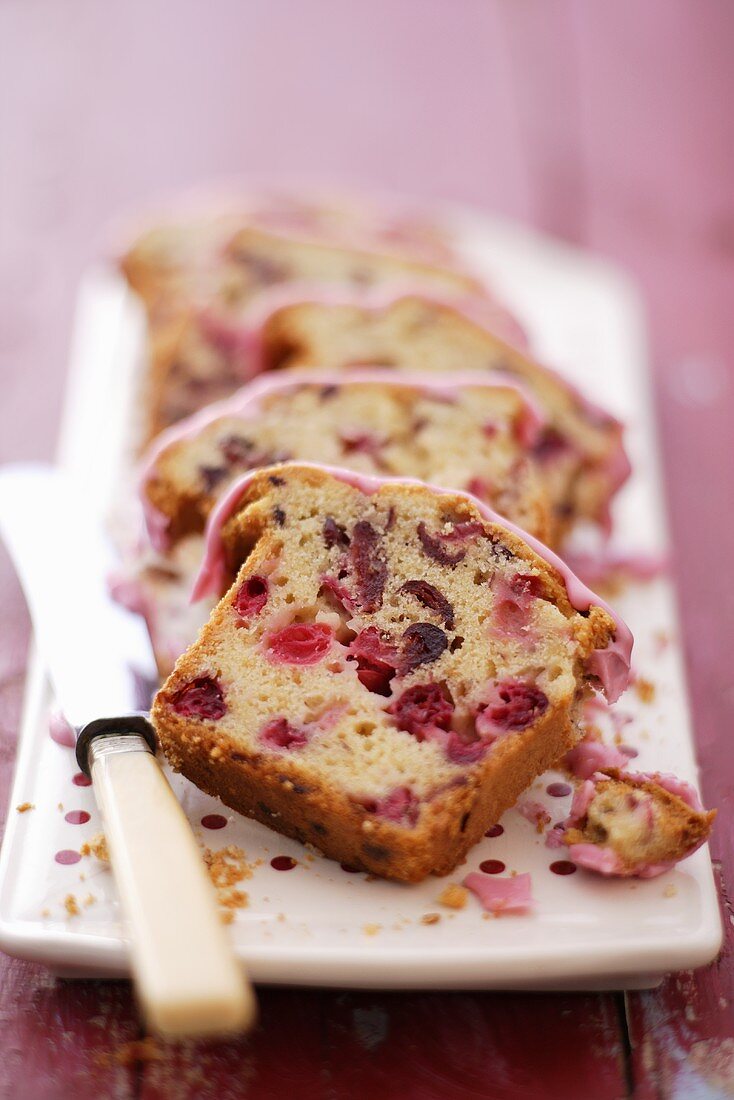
[
  {"x1": 151, "y1": 463, "x2": 632, "y2": 882},
  {"x1": 548, "y1": 769, "x2": 715, "y2": 877},
  {"x1": 140, "y1": 371, "x2": 550, "y2": 550},
  {"x1": 260, "y1": 293, "x2": 630, "y2": 540}
]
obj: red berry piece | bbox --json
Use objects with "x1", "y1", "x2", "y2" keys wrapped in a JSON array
[
  {"x1": 339, "y1": 429, "x2": 383, "y2": 456},
  {"x1": 323, "y1": 515, "x2": 350, "y2": 549},
  {"x1": 400, "y1": 580, "x2": 455, "y2": 629},
  {"x1": 171, "y1": 676, "x2": 227, "y2": 720},
  {"x1": 416, "y1": 520, "x2": 484, "y2": 567},
  {"x1": 260, "y1": 717, "x2": 309, "y2": 750},
  {"x1": 364, "y1": 787, "x2": 420, "y2": 827},
  {"x1": 348, "y1": 627, "x2": 398, "y2": 696},
  {"x1": 199, "y1": 465, "x2": 228, "y2": 492},
  {"x1": 389, "y1": 682, "x2": 454, "y2": 738},
  {"x1": 533, "y1": 428, "x2": 571, "y2": 463},
  {"x1": 265, "y1": 622, "x2": 334, "y2": 665},
  {"x1": 233, "y1": 575, "x2": 269, "y2": 621},
  {"x1": 477, "y1": 679, "x2": 548, "y2": 734},
  {"x1": 220, "y1": 434, "x2": 255, "y2": 465},
  {"x1": 349, "y1": 520, "x2": 387, "y2": 612},
  {"x1": 400, "y1": 622, "x2": 448, "y2": 673},
  {"x1": 509, "y1": 573, "x2": 545, "y2": 599}
]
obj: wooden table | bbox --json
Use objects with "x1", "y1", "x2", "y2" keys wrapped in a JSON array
[{"x1": 1, "y1": 3, "x2": 732, "y2": 1096}]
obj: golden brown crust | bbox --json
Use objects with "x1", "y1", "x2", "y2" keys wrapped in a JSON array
[
  {"x1": 155, "y1": 694, "x2": 580, "y2": 883},
  {"x1": 152, "y1": 464, "x2": 617, "y2": 882}
]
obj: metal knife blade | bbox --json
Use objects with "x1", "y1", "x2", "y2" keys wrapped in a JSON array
[{"x1": 0, "y1": 463, "x2": 156, "y2": 728}]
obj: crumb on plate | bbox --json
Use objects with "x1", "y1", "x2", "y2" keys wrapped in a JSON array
[
  {"x1": 16, "y1": 802, "x2": 34, "y2": 813},
  {"x1": 81, "y1": 834, "x2": 109, "y2": 862},
  {"x1": 438, "y1": 884, "x2": 468, "y2": 909}
]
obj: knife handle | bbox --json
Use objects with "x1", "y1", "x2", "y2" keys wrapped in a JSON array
[{"x1": 88, "y1": 734, "x2": 257, "y2": 1037}]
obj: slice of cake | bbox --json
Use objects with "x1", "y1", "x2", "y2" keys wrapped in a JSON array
[
  {"x1": 547, "y1": 769, "x2": 715, "y2": 877},
  {"x1": 260, "y1": 293, "x2": 630, "y2": 539},
  {"x1": 151, "y1": 464, "x2": 632, "y2": 882},
  {"x1": 140, "y1": 371, "x2": 550, "y2": 551},
  {"x1": 130, "y1": 227, "x2": 484, "y2": 444}
]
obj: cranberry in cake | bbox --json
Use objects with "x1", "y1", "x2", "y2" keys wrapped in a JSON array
[
  {"x1": 260, "y1": 294, "x2": 630, "y2": 540},
  {"x1": 152, "y1": 463, "x2": 631, "y2": 882},
  {"x1": 547, "y1": 769, "x2": 715, "y2": 877},
  {"x1": 140, "y1": 371, "x2": 549, "y2": 551},
  {"x1": 124, "y1": 220, "x2": 483, "y2": 443}
]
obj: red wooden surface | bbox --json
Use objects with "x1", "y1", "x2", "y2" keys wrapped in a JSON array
[{"x1": 1, "y1": 2, "x2": 733, "y2": 1097}]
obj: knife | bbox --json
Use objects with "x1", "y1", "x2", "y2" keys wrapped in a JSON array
[{"x1": 0, "y1": 463, "x2": 256, "y2": 1036}]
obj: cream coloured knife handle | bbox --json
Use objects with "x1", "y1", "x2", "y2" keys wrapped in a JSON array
[{"x1": 88, "y1": 734, "x2": 256, "y2": 1037}]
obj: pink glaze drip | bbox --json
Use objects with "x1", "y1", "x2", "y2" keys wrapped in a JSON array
[
  {"x1": 563, "y1": 737, "x2": 629, "y2": 780},
  {"x1": 463, "y1": 871, "x2": 534, "y2": 913},
  {"x1": 563, "y1": 549, "x2": 669, "y2": 589},
  {"x1": 138, "y1": 367, "x2": 545, "y2": 551},
  {"x1": 193, "y1": 463, "x2": 633, "y2": 702},
  {"x1": 49, "y1": 710, "x2": 76, "y2": 748},
  {"x1": 517, "y1": 799, "x2": 551, "y2": 830}
]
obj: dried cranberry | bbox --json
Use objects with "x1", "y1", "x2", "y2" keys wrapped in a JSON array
[
  {"x1": 259, "y1": 717, "x2": 308, "y2": 750},
  {"x1": 339, "y1": 430, "x2": 382, "y2": 456},
  {"x1": 323, "y1": 516, "x2": 349, "y2": 549},
  {"x1": 349, "y1": 520, "x2": 387, "y2": 612},
  {"x1": 417, "y1": 520, "x2": 484, "y2": 567},
  {"x1": 199, "y1": 465, "x2": 228, "y2": 492},
  {"x1": 348, "y1": 627, "x2": 399, "y2": 696},
  {"x1": 400, "y1": 580, "x2": 455, "y2": 629},
  {"x1": 477, "y1": 679, "x2": 548, "y2": 733},
  {"x1": 465, "y1": 477, "x2": 493, "y2": 501},
  {"x1": 389, "y1": 682, "x2": 454, "y2": 737},
  {"x1": 266, "y1": 622, "x2": 334, "y2": 665},
  {"x1": 171, "y1": 676, "x2": 226, "y2": 720},
  {"x1": 233, "y1": 575, "x2": 269, "y2": 621},
  {"x1": 400, "y1": 623, "x2": 448, "y2": 673},
  {"x1": 220, "y1": 435, "x2": 254, "y2": 465}
]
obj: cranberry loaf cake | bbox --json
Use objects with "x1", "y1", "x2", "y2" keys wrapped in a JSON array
[
  {"x1": 548, "y1": 770, "x2": 715, "y2": 877},
  {"x1": 127, "y1": 226, "x2": 483, "y2": 444},
  {"x1": 120, "y1": 189, "x2": 461, "y2": 315},
  {"x1": 152, "y1": 464, "x2": 632, "y2": 882},
  {"x1": 140, "y1": 371, "x2": 549, "y2": 551},
  {"x1": 261, "y1": 293, "x2": 630, "y2": 539}
]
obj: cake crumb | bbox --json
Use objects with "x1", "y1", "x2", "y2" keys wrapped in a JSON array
[
  {"x1": 635, "y1": 677, "x2": 656, "y2": 704},
  {"x1": 83, "y1": 893, "x2": 96, "y2": 907},
  {"x1": 663, "y1": 883, "x2": 677, "y2": 898},
  {"x1": 421, "y1": 912, "x2": 441, "y2": 925},
  {"x1": 81, "y1": 834, "x2": 109, "y2": 862},
  {"x1": 277, "y1": 912, "x2": 286, "y2": 922},
  {"x1": 363, "y1": 923, "x2": 381, "y2": 936},
  {"x1": 40, "y1": 907, "x2": 50, "y2": 918},
  {"x1": 57, "y1": 802, "x2": 64, "y2": 812},
  {"x1": 438, "y1": 884, "x2": 468, "y2": 909},
  {"x1": 16, "y1": 802, "x2": 34, "y2": 813},
  {"x1": 64, "y1": 894, "x2": 80, "y2": 917},
  {"x1": 203, "y1": 846, "x2": 253, "y2": 919}
]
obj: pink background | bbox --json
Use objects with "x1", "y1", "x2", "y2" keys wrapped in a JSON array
[{"x1": 1, "y1": 3, "x2": 733, "y2": 1095}]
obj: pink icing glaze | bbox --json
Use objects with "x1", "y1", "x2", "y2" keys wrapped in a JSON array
[
  {"x1": 138, "y1": 367, "x2": 545, "y2": 551},
  {"x1": 551, "y1": 769, "x2": 709, "y2": 878},
  {"x1": 192, "y1": 463, "x2": 633, "y2": 701},
  {"x1": 517, "y1": 799, "x2": 551, "y2": 830},
  {"x1": 563, "y1": 737, "x2": 629, "y2": 780},
  {"x1": 187, "y1": 280, "x2": 629, "y2": 513},
  {"x1": 49, "y1": 709, "x2": 76, "y2": 748},
  {"x1": 463, "y1": 871, "x2": 534, "y2": 913}
]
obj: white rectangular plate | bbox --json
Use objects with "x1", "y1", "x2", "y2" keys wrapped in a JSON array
[{"x1": 0, "y1": 204, "x2": 721, "y2": 989}]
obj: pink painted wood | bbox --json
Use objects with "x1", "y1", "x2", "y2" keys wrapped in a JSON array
[{"x1": 1, "y1": 2, "x2": 732, "y2": 1096}]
